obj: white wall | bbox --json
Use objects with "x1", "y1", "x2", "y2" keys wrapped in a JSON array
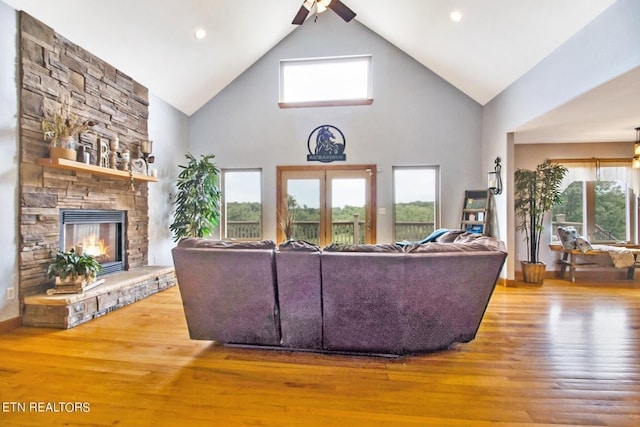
[
  {"x1": 190, "y1": 12, "x2": 482, "y2": 243},
  {"x1": 0, "y1": 1, "x2": 18, "y2": 322},
  {"x1": 148, "y1": 94, "x2": 189, "y2": 265},
  {"x1": 483, "y1": 0, "x2": 640, "y2": 279}
]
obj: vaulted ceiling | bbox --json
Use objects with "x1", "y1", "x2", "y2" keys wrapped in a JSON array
[{"x1": 4, "y1": 0, "x2": 636, "y2": 143}]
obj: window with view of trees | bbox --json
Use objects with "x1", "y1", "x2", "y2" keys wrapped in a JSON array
[
  {"x1": 222, "y1": 170, "x2": 262, "y2": 240},
  {"x1": 393, "y1": 166, "x2": 438, "y2": 241},
  {"x1": 552, "y1": 180, "x2": 628, "y2": 243}
]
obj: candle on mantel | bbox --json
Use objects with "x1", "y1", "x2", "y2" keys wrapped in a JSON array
[{"x1": 140, "y1": 140, "x2": 153, "y2": 155}]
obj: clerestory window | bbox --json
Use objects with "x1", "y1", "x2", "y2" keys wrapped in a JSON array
[{"x1": 279, "y1": 55, "x2": 373, "y2": 108}]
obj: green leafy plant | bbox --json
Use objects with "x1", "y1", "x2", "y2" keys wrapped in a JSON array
[
  {"x1": 170, "y1": 153, "x2": 221, "y2": 241},
  {"x1": 514, "y1": 160, "x2": 568, "y2": 264},
  {"x1": 46, "y1": 249, "x2": 104, "y2": 283}
]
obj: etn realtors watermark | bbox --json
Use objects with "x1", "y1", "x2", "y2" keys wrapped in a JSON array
[{"x1": 2, "y1": 401, "x2": 91, "y2": 413}]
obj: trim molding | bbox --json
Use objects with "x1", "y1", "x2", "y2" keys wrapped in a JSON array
[
  {"x1": 0, "y1": 316, "x2": 22, "y2": 333},
  {"x1": 499, "y1": 278, "x2": 516, "y2": 287},
  {"x1": 278, "y1": 99, "x2": 373, "y2": 109}
]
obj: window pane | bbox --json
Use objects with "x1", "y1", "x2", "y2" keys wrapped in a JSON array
[
  {"x1": 552, "y1": 181, "x2": 584, "y2": 238},
  {"x1": 552, "y1": 179, "x2": 628, "y2": 243},
  {"x1": 393, "y1": 167, "x2": 437, "y2": 241},
  {"x1": 223, "y1": 170, "x2": 261, "y2": 240},
  {"x1": 287, "y1": 179, "x2": 321, "y2": 244},
  {"x1": 331, "y1": 178, "x2": 366, "y2": 244},
  {"x1": 280, "y1": 56, "x2": 371, "y2": 103},
  {"x1": 595, "y1": 181, "x2": 626, "y2": 241}
]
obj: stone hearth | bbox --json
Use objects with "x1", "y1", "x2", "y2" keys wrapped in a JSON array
[{"x1": 23, "y1": 267, "x2": 176, "y2": 329}]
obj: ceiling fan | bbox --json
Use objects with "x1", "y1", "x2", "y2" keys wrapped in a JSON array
[{"x1": 292, "y1": 0, "x2": 356, "y2": 25}]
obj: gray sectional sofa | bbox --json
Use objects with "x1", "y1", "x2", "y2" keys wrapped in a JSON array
[{"x1": 171, "y1": 233, "x2": 507, "y2": 356}]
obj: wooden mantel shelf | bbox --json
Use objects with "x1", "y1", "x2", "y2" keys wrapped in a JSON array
[{"x1": 36, "y1": 158, "x2": 158, "y2": 182}]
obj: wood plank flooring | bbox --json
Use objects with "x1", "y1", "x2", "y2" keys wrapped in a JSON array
[{"x1": 1, "y1": 279, "x2": 639, "y2": 426}]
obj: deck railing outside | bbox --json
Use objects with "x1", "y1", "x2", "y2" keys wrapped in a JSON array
[
  {"x1": 394, "y1": 222, "x2": 435, "y2": 242},
  {"x1": 227, "y1": 220, "x2": 436, "y2": 244}
]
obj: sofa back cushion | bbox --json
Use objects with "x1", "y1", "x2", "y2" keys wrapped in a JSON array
[
  {"x1": 323, "y1": 243, "x2": 404, "y2": 252},
  {"x1": 435, "y1": 229, "x2": 465, "y2": 243},
  {"x1": 178, "y1": 238, "x2": 276, "y2": 250},
  {"x1": 278, "y1": 239, "x2": 321, "y2": 252}
]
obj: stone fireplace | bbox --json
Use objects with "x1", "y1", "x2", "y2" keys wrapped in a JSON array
[
  {"x1": 17, "y1": 12, "x2": 175, "y2": 328},
  {"x1": 60, "y1": 209, "x2": 126, "y2": 275}
]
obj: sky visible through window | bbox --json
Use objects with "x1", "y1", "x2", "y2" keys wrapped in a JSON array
[
  {"x1": 394, "y1": 169, "x2": 436, "y2": 203},
  {"x1": 281, "y1": 56, "x2": 371, "y2": 103},
  {"x1": 224, "y1": 171, "x2": 261, "y2": 203}
]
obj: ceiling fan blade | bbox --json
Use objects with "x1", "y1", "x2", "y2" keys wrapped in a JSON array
[
  {"x1": 292, "y1": 2, "x2": 312, "y2": 25},
  {"x1": 328, "y1": 0, "x2": 356, "y2": 22}
]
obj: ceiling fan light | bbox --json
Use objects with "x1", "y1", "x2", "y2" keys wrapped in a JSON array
[{"x1": 317, "y1": 0, "x2": 332, "y2": 13}]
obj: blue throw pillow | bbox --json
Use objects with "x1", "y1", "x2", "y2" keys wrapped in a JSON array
[
  {"x1": 396, "y1": 228, "x2": 450, "y2": 247},
  {"x1": 418, "y1": 228, "x2": 450, "y2": 244}
]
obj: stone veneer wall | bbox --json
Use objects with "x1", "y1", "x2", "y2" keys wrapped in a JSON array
[{"x1": 18, "y1": 12, "x2": 150, "y2": 301}]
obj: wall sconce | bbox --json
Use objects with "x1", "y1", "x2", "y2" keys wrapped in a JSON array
[
  {"x1": 488, "y1": 157, "x2": 502, "y2": 195},
  {"x1": 633, "y1": 127, "x2": 640, "y2": 168}
]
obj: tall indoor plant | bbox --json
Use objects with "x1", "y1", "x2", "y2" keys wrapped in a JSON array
[
  {"x1": 170, "y1": 153, "x2": 221, "y2": 242},
  {"x1": 514, "y1": 160, "x2": 568, "y2": 283}
]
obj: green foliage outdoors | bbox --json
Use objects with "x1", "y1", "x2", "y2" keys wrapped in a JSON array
[
  {"x1": 228, "y1": 199, "x2": 435, "y2": 243},
  {"x1": 552, "y1": 180, "x2": 626, "y2": 240},
  {"x1": 394, "y1": 201, "x2": 434, "y2": 222},
  {"x1": 226, "y1": 202, "x2": 261, "y2": 221},
  {"x1": 228, "y1": 201, "x2": 434, "y2": 223},
  {"x1": 170, "y1": 153, "x2": 221, "y2": 242}
]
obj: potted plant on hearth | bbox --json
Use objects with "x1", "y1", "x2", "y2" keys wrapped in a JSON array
[
  {"x1": 514, "y1": 160, "x2": 568, "y2": 284},
  {"x1": 47, "y1": 248, "x2": 104, "y2": 288},
  {"x1": 41, "y1": 95, "x2": 96, "y2": 161},
  {"x1": 170, "y1": 153, "x2": 221, "y2": 242}
]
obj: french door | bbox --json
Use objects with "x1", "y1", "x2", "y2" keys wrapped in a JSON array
[{"x1": 277, "y1": 165, "x2": 376, "y2": 246}]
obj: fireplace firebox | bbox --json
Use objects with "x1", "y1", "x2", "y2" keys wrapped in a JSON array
[{"x1": 60, "y1": 209, "x2": 126, "y2": 275}]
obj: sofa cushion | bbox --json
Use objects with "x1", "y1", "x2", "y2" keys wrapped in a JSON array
[
  {"x1": 323, "y1": 243, "x2": 405, "y2": 252},
  {"x1": 418, "y1": 228, "x2": 450, "y2": 243},
  {"x1": 453, "y1": 232, "x2": 485, "y2": 243},
  {"x1": 278, "y1": 239, "x2": 321, "y2": 252},
  {"x1": 435, "y1": 229, "x2": 465, "y2": 243},
  {"x1": 177, "y1": 238, "x2": 276, "y2": 250},
  {"x1": 556, "y1": 226, "x2": 578, "y2": 250},
  {"x1": 405, "y1": 239, "x2": 503, "y2": 253},
  {"x1": 576, "y1": 236, "x2": 593, "y2": 253}
]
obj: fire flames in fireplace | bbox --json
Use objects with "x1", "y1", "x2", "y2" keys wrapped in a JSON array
[
  {"x1": 60, "y1": 210, "x2": 126, "y2": 275},
  {"x1": 76, "y1": 234, "x2": 110, "y2": 262}
]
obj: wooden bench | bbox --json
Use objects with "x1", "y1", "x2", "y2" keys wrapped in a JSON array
[{"x1": 550, "y1": 244, "x2": 640, "y2": 282}]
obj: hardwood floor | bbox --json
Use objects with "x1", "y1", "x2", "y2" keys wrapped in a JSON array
[{"x1": 1, "y1": 279, "x2": 639, "y2": 426}]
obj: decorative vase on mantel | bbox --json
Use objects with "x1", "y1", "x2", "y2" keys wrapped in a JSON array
[{"x1": 49, "y1": 136, "x2": 77, "y2": 161}]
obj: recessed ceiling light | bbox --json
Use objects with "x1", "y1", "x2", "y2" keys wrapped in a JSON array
[
  {"x1": 194, "y1": 28, "x2": 207, "y2": 40},
  {"x1": 450, "y1": 10, "x2": 462, "y2": 23}
]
